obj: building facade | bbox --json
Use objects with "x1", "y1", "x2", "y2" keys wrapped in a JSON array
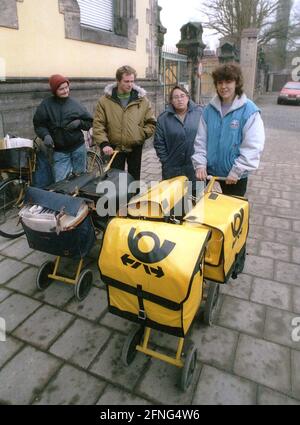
[{"x1": 0, "y1": 0, "x2": 165, "y2": 138}]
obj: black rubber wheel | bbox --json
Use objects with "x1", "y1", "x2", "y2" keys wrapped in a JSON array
[
  {"x1": 203, "y1": 281, "x2": 220, "y2": 326},
  {"x1": 0, "y1": 177, "x2": 26, "y2": 239},
  {"x1": 180, "y1": 344, "x2": 197, "y2": 391},
  {"x1": 121, "y1": 326, "x2": 144, "y2": 366},
  {"x1": 36, "y1": 261, "x2": 54, "y2": 291},
  {"x1": 75, "y1": 269, "x2": 93, "y2": 301},
  {"x1": 86, "y1": 150, "x2": 104, "y2": 177}
]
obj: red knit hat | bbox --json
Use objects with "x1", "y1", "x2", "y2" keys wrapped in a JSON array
[{"x1": 49, "y1": 74, "x2": 69, "y2": 94}]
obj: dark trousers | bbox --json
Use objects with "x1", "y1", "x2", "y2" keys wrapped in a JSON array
[
  {"x1": 219, "y1": 178, "x2": 248, "y2": 197},
  {"x1": 111, "y1": 145, "x2": 143, "y2": 180}
]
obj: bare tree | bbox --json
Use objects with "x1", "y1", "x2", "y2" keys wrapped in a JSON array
[{"x1": 199, "y1": 0, "x2": 283, "y2": 46}]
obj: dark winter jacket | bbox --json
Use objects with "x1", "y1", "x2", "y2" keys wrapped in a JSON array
[
  {"x1": 154, "y1": 100, "x2": 203, "y2": 180},
  {"x1": 33, "y1": 96, "x2": 93, "y2": 152}
]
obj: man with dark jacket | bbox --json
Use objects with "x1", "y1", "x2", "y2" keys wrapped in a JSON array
[
  {"x1": 93, "y1": 65, "x2": 156, "y2": 180},
  {"x1": 33, "y1": 74, "x2": 93, "y2": 182}
]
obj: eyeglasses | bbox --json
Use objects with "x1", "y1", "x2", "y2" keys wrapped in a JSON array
[{"x1": 172, "y1": 94, "x2": 187, "y2": 100}]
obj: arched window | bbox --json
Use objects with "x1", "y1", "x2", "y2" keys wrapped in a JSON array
[{"x1": 77, "y1": 0, "x2": 113, "y2": 32}]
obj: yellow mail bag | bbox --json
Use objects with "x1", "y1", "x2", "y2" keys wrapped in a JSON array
[
  {"x1": 126, "y1": 176, "x2": 188, "y2": 219},
  {"x1": 98, "y1": 218, "x2": 210, "y2": 337},
  {"x1": 184, "y1": 192, "x2": 249, "y2": 283}
]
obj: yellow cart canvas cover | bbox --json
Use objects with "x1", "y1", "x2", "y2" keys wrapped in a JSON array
[
  {"x1": 99, "y1": 218, "x2": 211, "y2": 337},
  {"x1": 184, "y1": 192, "x2": 249, "y2": 283},
  {"x1": 126, "y1": 176, "x2": 188, "y2": 219}
]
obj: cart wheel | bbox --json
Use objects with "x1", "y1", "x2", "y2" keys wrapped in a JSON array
[
  {"x1": 180, "y1": 344, "x2": 197, "y2": 391},
  {"x1": 203, "y1": 281, "x2": 220, "y2": 326},
  {"x1": 36, "y1": 261, "x2": 54, "y2": 291},
  {"x1": 75, "y1": 269, "x2": 93, "y2": 301},
  {"x1": 121, "y1": 326, "x2": 144, "y2": 366}
]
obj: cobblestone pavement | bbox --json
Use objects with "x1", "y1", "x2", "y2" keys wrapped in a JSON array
[{"x1": 1, "y1": 93, "x2": 300, "y2": 405}]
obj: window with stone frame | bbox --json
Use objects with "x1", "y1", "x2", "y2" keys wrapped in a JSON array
[
  {"x1": 77, "y1": 0, "x2": 113, "y2": 32},
  {"x1": 59, "y1": 0, "x2": 138, "y2": 50}
]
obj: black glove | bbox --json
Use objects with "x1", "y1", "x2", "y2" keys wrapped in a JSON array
[
  {"x1": 44, "y1": 135, "x2": 54, "y2": 148},
  {"x1": 65, "y1": 119, "x2": 81, "y2": 131}
]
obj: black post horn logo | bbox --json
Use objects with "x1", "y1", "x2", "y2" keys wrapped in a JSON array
[{"x1": 128, "y1": 228, "x2": 176, "y2": 264}]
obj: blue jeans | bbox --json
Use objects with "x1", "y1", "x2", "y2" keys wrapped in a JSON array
[{"x1": 53, "y1": 144, "x2": 87, "y2": 182}]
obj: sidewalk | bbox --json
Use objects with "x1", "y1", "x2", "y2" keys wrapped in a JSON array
[{"x1": 0, "y1": 93, "x2": 300, "y2": 405}]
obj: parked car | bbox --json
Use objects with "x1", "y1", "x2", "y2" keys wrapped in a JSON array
[{"x1": 277, "y1": 81, "x2": 300, "y2": 105}]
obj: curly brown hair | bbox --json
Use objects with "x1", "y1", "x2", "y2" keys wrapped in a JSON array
[{"x1": 212, "y1": 63, "x2": 244, "y2": 97}]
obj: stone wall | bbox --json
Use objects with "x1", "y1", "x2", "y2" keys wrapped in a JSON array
[{"x1": 0, "y1": 78, "x2": 164, "y2": 139}]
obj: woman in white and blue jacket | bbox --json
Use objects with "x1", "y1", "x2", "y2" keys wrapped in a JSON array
[{"x1": 192, "y1": 63, "x2": 265, "y2": 196}]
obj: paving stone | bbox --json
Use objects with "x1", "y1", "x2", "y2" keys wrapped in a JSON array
[
  {"x1": 283, "y1": 192, "x2": 300, "y2": 201},
  {"x1": 0, "y1": 287, "x2": 12, "y2": 303},
  {"x1": 274, "y1": 208, "x2": 300, "y2": 220},
  {"x1": 249, "y1": 214, "x2": 264, "y2": 226},
  {"x1": 264, "y1": 216, "x2": 291, "y2": 231},
  {"x1": 245, "y1": 238, "x2": 260, "y2": 255},
  {"x1": 0, "y1": 346, "x2": 61, "y2": 404},
  {"x1": 292, "y1": 287, "x2": 300, "y2": 314},
  {"x1": 243, "y1": 255, "x2": 274, "y2": 279},
  {"x1": 49, "y1": 318, "x2": 111, "y2": 368},
  {"x1": 249, "y1": 180, "x2": 272, "y2": 190},
  {"x1": 1, "y1": 238, "x2": 33, "y2": 260},
  {"x1": 100, "y1": 312, "x2": 134, "y2": 334},
  {"x1": 33, "y1": 280, "x2": 75, "y2": 308},
  {"x1": 0, "y1": 293, "x2": 41, "y2": 332},
  {"x1": 96, "y1": 385, "x2": 151, "y2": 405},
  {"x1": 147, "y1": 329, "x2": 184, "y2": 352},
  {"x1": 259, "y1": 189, "x2": 281, "y2": 199},
  {"x1": 292, "y1": 247, "x2": 300, "y2": 264},
  {"x1": 270, "y1": 198, "x2": 292, "y2": 209},
  {"x1": 33, "y1": 364, "x2": 105, "y2": 405},
  {"x1": 0, "y1": 236, "x2": 17, "y2": 251},
  {"x1": 248, "y1": 225, "x2": 276, "y2": 242},
  {"x1": 275, "y1": 261, "x2": 300, "y2": 286},
  {"x1": 219, "y1": 274, "x2": 253, "y2": 300},
  {"x1": 0, "y1": 336, "x2": 23, "y2": 368},
  {"x1": 89, "y1": 332, "x2": 149, "y2": 391},
  {"x1": 193, "y1": 365, "x2": 256, "y2": 405},
  {"x1": 22, "y1": 251, "x2": 56, "y2": 267},
  {"x1": 0, "y1": 258, "x2": 29, "y2": 285},
  {"x1": 234, "y1": 334, "x2": 291, "y2": 394},
  {"x1": 137, "y1": 355, "x2": 200, "y2": 404},
  {"x1": 259, "y1": 242, "x2": 290, "y2": 262},
  {"x1": 13, "y1": 305, "x2": 74, "y2": 350},
  {"x1": 6, "y1": 267, "x2": 38, "y2": 296},
  {"x1": 217, "y1": 296, "x2": 265, "y2": 337},
  {"x1": 190, "y1": 325, "x2": 238, "y2": 370},
  {"x1": 276, "y1": 230, "x2": 300, "y2": 247},
  {"x1": 250, "y1": 278, "x2": 292, "y2": 311},
  {"x1": 66, "y1": 287, "x2": 107, "y2": 321},
  {"x1": 293, "y1": 221, "x2": 300, "y2": 232},
  {"x1": 264, "y1": 308, "x2": 300, "y2": 350},
  {"x1": 291, "y1": 350, "x2": 300, "y2": 399},
  {"x1": 257, "y1": 386, "x2": 300, "y2": 405}
]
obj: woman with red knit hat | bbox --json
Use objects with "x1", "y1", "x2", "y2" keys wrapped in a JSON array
[{"x1": 33, "y1": 74, "x2": 93, "y2": 182}]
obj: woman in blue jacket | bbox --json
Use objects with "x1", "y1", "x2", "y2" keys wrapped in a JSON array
[
  {"x1": 154, "y1": 86, "x2": 203, "y2": 182},
  {"x1": 192, "y1": 63, "x2": 265, "y2": 196}
]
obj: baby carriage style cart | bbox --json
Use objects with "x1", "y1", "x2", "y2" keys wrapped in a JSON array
[
  {"x1": 19, "y1": 186, "x2": 96, "y2": 301},
  {"x1": 98, "y1": 176, "x2": 249, "y2": 391}
]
